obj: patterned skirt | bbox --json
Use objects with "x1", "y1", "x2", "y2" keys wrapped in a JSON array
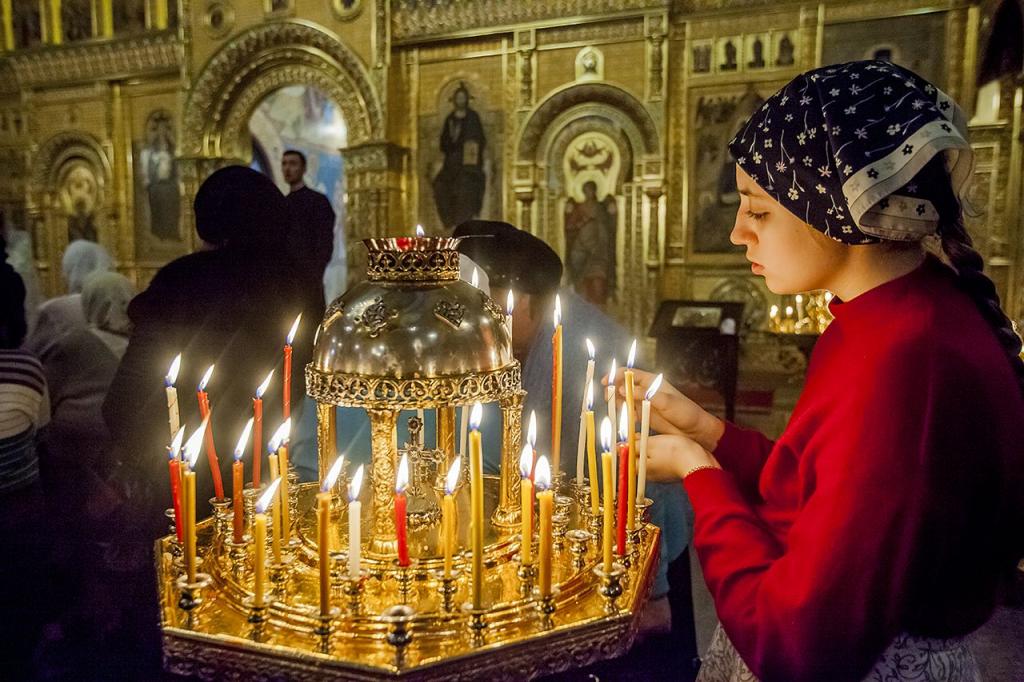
[{"x1": 697, "y1": 624, "x2": 981, "y2": 682}]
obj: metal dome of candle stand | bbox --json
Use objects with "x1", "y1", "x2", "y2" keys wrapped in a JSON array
[{"x1": 158, "y1": 236, "x2": 661, "y2": 680}]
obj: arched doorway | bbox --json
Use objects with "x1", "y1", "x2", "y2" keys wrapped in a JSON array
[{"x1": 249, "y1": 85, "x2": 349, "y2": 298}]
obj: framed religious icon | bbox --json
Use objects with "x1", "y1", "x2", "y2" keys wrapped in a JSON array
[
  {"x1": 821, "y1": 11, "x2": 948, "y2": 87},
  {"x1": 691, "y1": 39, "x2": 713, "y2": 74},
  {"x1": 772, "y1": 31, "x2": 797, "y2": 68},
  {"x1": 716, "y1": 36, "x2": 742, "y2": 74},
  {"x1": 744, "y1": 33, "x2": 771, "y2": 71}
]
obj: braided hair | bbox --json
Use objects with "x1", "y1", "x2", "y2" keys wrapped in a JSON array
[{"x1": 913, "y1": 155, "x2": 1024, "y2": 397}]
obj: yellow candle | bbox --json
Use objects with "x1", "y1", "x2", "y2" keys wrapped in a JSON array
[
  {"x1": 443, "y1": 456, "x2": 461, "y2": 578},
  {"x1": 182, "y1": 418, "x2": 208, "y2": 583},
  {"x1": 268, "y1": 453, "x2": 281, "y2": 563},
  {"x1": 469, "y1": 403, "x2": 484, "y2": 609},
  {"x1": 586, "y1": 407, "x2": 598, "y2": 516},
  {"x1": 575, "y1": 339, "x2": 596, "y2": 483},
  {"x1": 606, "y1": 358, "x2": 618, "y2": 496},
  {"x1": 518, "y1": 444, "x2": 533, "y2": 564},
  {"x1": 625, "y1": 341, "x2": 637, "y2": 532},
  {"x1": 600, "y1": 418, "x2": 614, "y2": 572},
  {"x1": 319, "y1": 457, "x2": 344, "y2": 617},
  {"x1": 536, "y1": 455, "x2": 554, "y2": 598},
  {"x1": 638, "y1": 374, "x2": 663, "y2": 503},
  {"x1": 270, "y1": 420, "x2": 291, "y2": 544},
  {"x1": 253, "y1": 478, "x2": 281, "y2": 609},
  {"x1": 551, "y1": 296, "x2": 563, "y2": 476}
]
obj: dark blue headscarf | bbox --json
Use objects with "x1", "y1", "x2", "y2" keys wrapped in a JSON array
[{"x1": 729, "y1": 60, "x2": 974, "y2": 244}]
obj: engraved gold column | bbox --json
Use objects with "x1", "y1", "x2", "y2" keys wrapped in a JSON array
[
  {"x1": 436, "y1": 406, "x2": 456, "y2": 463},
  {"x1": 493, "y1": 389, "x2": 525, "y2": 528},
  {"x1": 316, "y1": 401, "x2": 336, "y2": 484},
  {"x1": 368, "y1": 408, "x2": 398, "y2": 554}
]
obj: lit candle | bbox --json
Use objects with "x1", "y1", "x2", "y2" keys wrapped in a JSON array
[
  {"x1": 616, "y1": 409, "x2": 629, "y2": 556},
  {"x1": 605, "y1": 358, "x2": 618, "y2": 496},
  {"x1": 535, "y1": 455, "x2": 554, "y2": 598},
  {"x1": 252, "y1": 370, "x2": 274, "y2": 487},
  {"x1": 551, "y1": 295, "x2": 563, "y2": 477},
  {"x1": 769, "y1": 304, "x2": 780, "y2": 332},
  {"x1": 182, "y1": 417, "x2": 209, "y2": 583},
  {"x1": 267, "y1": 445, "x2": 282, "y2": 564},
  {"x1": 624, "y1": 340, "x2": 637, "y2": 532},
  {"x1": 459, "y1": 404, "x2": 469, "y2": 462},
  {"x1": 319, "y1": 456, "x2": 344, "y2": 618},
  {"x1": 164, "y1": 354, "x2": 181, "y2": 440},
  {"x1": 600, "y1": 418, "x2": 614, "y2": 572},
  {"x1": 253, "y1": 478, "x2": 281, "y2": 608},
  {"x1": 585, "y1": 383, "x2": 599, "y2": 516},
  {"x1": 283, "y1": 314, "x2": 301, "y2": 421},
  {"x1": 416, "y1": 224, "x2": 425, "y2": 237},
  {"x1": 232, "y1": 418, "x2": 253, "y2": 544},
  {"x1": 505, "y1": 290, "x2": 514, "y2": 340},
  {"x1": 395, "y1": 452, "x2": 410, "y2": 567},
  {"x1": 795, "y1": 294, "x2": 805, "y2": 322},
  {"x1": 527, "y1": 409, "x2": 538, "y2": 508},
  {"x1": 270, "y1": 419, "x2": 292, "y2": 544},
  {"x1": 518, "y1": 444, "x2": 533, "y2": 565},
  {"x1": 443, "y1": 456, "x2": 461, "y2": 578},
  {"x1": 575, "y1": 338, "x2": 596, "y2": 483},
  {"x1": 469, "y1": 402, "x2": 484, "y2": 610},
  {"x1": 167, "y1": 426, "x2": 185, "y2": 542},
  {"x1": 196, "y1": 365, "x2": 225, "y2": 500},
  {"x1": 348, "y1": 464, "x2": 364, "y2": 578},
  {"x1": 638, "y1": 374, "x2": 663, "y2": 504}
]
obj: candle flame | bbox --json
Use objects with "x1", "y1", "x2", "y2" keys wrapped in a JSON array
[
  {"x1": 469, "y1": 402, "x2": 483, "y2": 431},
  {"x1": 534, "y1": 455, "x2": 552, "y2": 491},
  {"x1": 585, "y1": 337, "x2": 595, "y2": 359},
  {"x1": 233, "y1": 417, "x2": 254, "y2": 460},
  {"x1": 795, "y1": 294, "x2": 803, "y2": 304},
  {"x1": 349, "y1": 464, "x2": 365, "y2": 502},
  {"x1": 506, "y1": 289, "x2": 514, "y2": 315},
  {"x1": 607, "y1": 358, "x2": 618, "y2": 388},
  {"x1": 527, "y1": 410, "x2": 537, "y2": 448},
  {"x1": 445, "y1": 456, "x2": 461, "y2": 495},
  {"x1": 518, "y1": 444, "x2": 533, "y2": 479},
  {"x1": 396, "y1": 453, "x2": 410, "y2": 493},
  {"x1": 268, "y1": 418, "x2": 291, "y2": 452},
  {"x1": 323, "y1": 456, "x2": 344, "y2": 493},
  {"x1": 471, "y1": 267, "x2": 479, "y2": 289},
  {"x1": 553, "y1": 294, "x2": 562, "y2": 329},
  {"x1": 618, "y1": 406, "x2": 630, "y2": 443},
  {"x1": 785, "y1": 305, "x2": 794, "y2": 316},
  {"x1": 256, "y1": 369, "x2": 274, "y2": 398},
  {"x1": 825, "y1": 291, "x2": 834, "y2": 302},
  {"x1": 600, "y1": 417, "x2": 612, "y2": 452},
  {"x1": 168, "y1": 425, "x2": 186, "y2": 460},
  {"x1": 165, "y1": 354, "x2": 181, "y2": 387},
  {"x1": 256, "y1": 477, "x2": 281, "y2": 514},
  {"x1": 198, "y1": 364, "x2": 214, "y2": 392},
  {"x1": 770, "y1": 304, "x2": 779, "y2": 317},
  {"x1": 184, "y1": 416, "x2": 209, "y2": 470},
  {"x1": 645, "y1": 374, "x2": 664, "y2": 401},
  {"x1": 586, "y1": 381, "x2": 594, "y2": 411},
  {"x1": 286, "y1": 314, "x2": 301, "y2": 346},
  {"x1": 627, "y1": 339, "x2": 637, "y2": 369},
  {"x1": 415, "y1": 224, "x2": 425, "y2": 237}
]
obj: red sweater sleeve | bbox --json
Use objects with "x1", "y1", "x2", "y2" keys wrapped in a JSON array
[
  {"x1": 685, "y1": 342, "x2": 947, "y2": 681},
  {"x1": 712, "y1": 421, "x2": 774, "y2": 501}
]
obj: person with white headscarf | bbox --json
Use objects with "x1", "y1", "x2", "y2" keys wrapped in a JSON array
[{"x1": 27, "y1": 240, "x2": 113, "y2": 359}]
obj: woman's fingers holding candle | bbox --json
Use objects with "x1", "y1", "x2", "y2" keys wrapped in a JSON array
[{"x1": 643, "y1": 434, "x2": 719, "y2": 482}]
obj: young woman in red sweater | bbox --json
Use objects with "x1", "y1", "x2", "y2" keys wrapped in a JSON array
[{"x1": 621, "y1": 61, "x2": 1024, "y2": 681}]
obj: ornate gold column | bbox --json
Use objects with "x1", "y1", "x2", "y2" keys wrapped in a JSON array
[
  {"x1": 436, "y1": 406, "x2": 456, "y2": 463},
  {"x1": 98, "y1": 0, "x2": 113, "y2": 37},
  {"x1": 339, "y1": 142, "x2": 407, "y2": 286},
  {"x1": 152, "y1": 0, "x2": 168, "y2": 30},
  {"x1": 43, "y1": 0, "x2": 62, "y2": 45},
  {"x1": 493, "y1": 390, "x2": 525, "y2": 528},
  {"x1": 1, "y1": 0, "x2": 13, "y2": 50},
  {"x1": 367, "y1": 408, "x2": 398, "y2": 554},
  {"x1": 315, "y1": 402, "x2": 337, "y2": 485}
]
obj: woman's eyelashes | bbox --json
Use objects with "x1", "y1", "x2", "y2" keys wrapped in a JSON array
[{"x1": 746, "y1": 210, "x2": 768, "y2": 222}]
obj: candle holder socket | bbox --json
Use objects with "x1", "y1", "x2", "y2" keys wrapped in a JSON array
[
  {"x1": 461, "y1": 602, "x2": 489, "y2": 647},
  {"x1": 635, "y1": 496, "x2": 653, "y2": 526},
  {"x1": 566, "y1": 529, "x2": 592, "y2": 571},
  {"x1": 269, "y1": 556, "x2": 294, "y2": 597},
  {"x1": 381, "y1": 604, "x2": 416, "y2": 667},
  {"x1": 569, "y1": 479, "x2": 590, "y2": 509},
  {"x1": 517, "y1": 559, "x2": 538, "y2": 599},
  {"x1": 209, "y1": 497, "x2": 232, "y2": 538},
  {"x1": 393, "y1": 559, "x2": 418, "y2": 604},
  {"x1": 175, "y1": 572, "x2": 213, "y2": 629},
  {"x1": 552, "y1": 512, "x2": 570, "y2": 551},
  {"x1": 432, "y1": 568, "x2": 461, "y2": 613},
  {"x1": 314, "y1": 606, "x2": 341, "y2": 647},
  {"x1": 535, "y1": 588, "x2": 559, "y2": 631},
  {"x1": 593, "y1": 562, "x2": 626, "y2": 614},
  {"x1": 340, "y1": 569, "x2": 367, "y2": 616},
  {"x1": 225, "y1": 538, "x2": 250, "y2": 579}
]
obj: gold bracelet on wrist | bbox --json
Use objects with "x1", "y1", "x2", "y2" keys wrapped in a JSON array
[{"x1": 682, "y1": 464, "x2": 721, "y2": 480}]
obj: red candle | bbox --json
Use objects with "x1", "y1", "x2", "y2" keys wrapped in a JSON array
[
  {"x1": 167, "y1": 426, "x2": 185, "y2": 542},
  {"x1": 283, "y1": 314, "x2": 301, "y2": 421},
  {"x1": 253, "y1": 370, "x2": 274, "y2": 487},
  {"x1": 617, "y1": 441, "x2": 629, "y2": 556},
  {"x1": 196, "y1": 369, "x2": 225, "y2": 500},
  {"x1": 395, "y1": 453, "x2": 410, "y2": 566},
  {"x1": 232, "y1": 418, "x2": 253, "y2": 544}
]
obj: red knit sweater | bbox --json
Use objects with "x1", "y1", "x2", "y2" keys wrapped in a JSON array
[{"x1": 684, "y1": 258, "x2": 1024, "y2": 682}]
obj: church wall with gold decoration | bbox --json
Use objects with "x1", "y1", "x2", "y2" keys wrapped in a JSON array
[{"x1": 0, "y1": 0, "x2": 1020, "y2": 338}]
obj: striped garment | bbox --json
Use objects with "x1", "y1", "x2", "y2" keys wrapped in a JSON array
[{"x1": 0, "y1": 349, "x2": 49, "y2": 493}]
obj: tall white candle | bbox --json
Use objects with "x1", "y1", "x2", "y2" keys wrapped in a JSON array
[
  {"x1": 505, "y1": 290, "x2": 514, "y2": 341},
  {"x1": 638, "y1": 374, "x2": 663, "y2": 503},
  {"x1": 575, "y1": 338, "x2": 596, "y2": 483},
  {"x1": 347, "y1": 464, "x2": 364, "y2": 578},
  {"x1": 165, "y1": 354, "x2": 181, "y2": 441}
]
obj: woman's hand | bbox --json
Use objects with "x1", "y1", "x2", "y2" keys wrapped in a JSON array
[
  {"x1": 605, "y1": 368, "x2": 725, "y2": 452},
  {"x1": 643, "y1": 434, "x2": 721, "y2": 482}
]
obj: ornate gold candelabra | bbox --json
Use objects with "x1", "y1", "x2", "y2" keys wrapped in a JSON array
[{"x1": 158, "y1": 236, "x2": 661, "y2": 680}]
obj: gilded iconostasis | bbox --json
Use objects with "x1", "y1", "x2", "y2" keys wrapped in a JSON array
[{"x1": 0, "y1": 0, "x2": 1021, "y2": 362}]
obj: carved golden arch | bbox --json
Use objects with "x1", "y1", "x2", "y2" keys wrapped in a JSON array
[{"x1": 181, "y1": 20, "x2": 384, "y2": 160}]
